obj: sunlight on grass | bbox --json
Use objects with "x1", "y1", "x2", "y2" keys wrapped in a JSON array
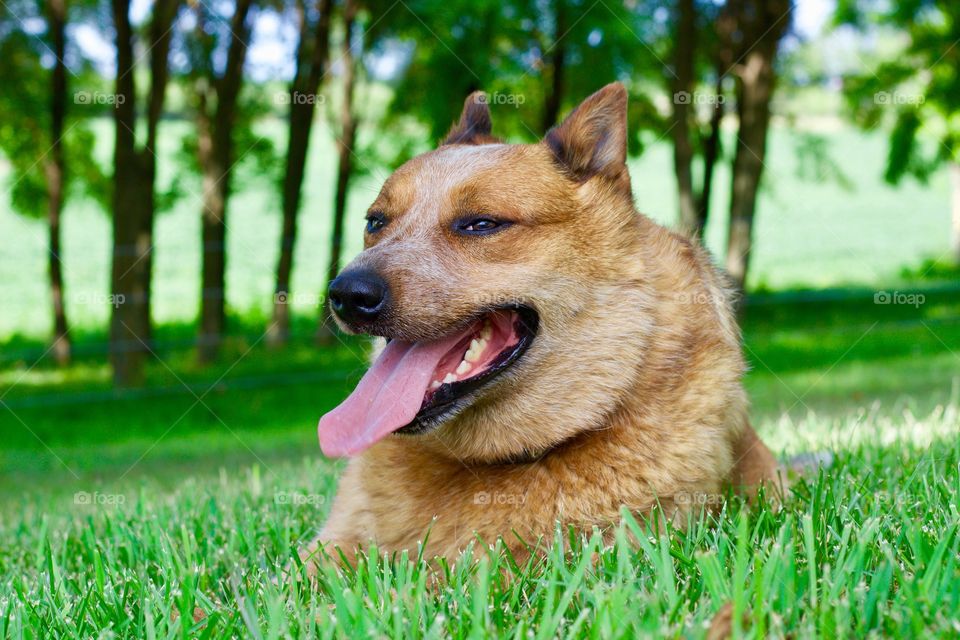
[
  {"x1": 0, "y1": 361, "x2": 112, "y2": 388},
  {"x1": 762, "y1": 399, "x2": 960, "y2": 456}
]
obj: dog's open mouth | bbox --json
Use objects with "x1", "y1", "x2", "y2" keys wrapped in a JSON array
[{"x1": 318, "y1": 306, "x2": 538, "y2": 457}]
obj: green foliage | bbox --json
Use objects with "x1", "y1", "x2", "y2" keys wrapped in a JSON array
[
  {"x1": 173, "y1": 2, "x2": 280, "y2": 207},
  {"x1": 233, "y1": 89, "x2": 282, "y2": 189},
  {"x1": 383, "y1": 0, "x2": 533, "y2": 142},
  {"x1": 0, "y1": 31, "x2": 48, "y2": 219},
  {"x1": 885, "y1": 108, "x2": 928, "y2": 184},
  {"x1": 0, "y1": 2, "x2": 108, "y2": 219},
  {"x1": 840, "y1": 0, "x2": 960, "y2": 182},
  {"x1": 375, "y1": 0, "x2": 667, "y2": 162},
  {"x1": 899, "y1": 256, "x2": 960, "y2": 281},
  {"x1": 792, "y1": 133, "x2": 854, "y2": 190}
]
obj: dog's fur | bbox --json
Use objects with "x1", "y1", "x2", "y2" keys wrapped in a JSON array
[{"x1": 305, "y1": 83, "x2": 780, "y2": 567}]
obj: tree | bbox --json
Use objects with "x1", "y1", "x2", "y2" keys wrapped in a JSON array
[
  {"x1": 668, "y1": 0, "x2": 732, "y2": 238},
  {"x1": 723, "y1": 0, "x2": 793, "y2": 293},
  {"x1": 110, "y1": 0, "x2": 180, "y2": 386},
  {"x1": 385, "y1": 0, "x2": 661, "y2": 151},
  {"x1": 269, "y1": 0, "x2": 335, "y2": 346},
  {"x1": 317, "y1": 0, "x2": 361, "y2": 342},
  {"x1": 538, "y1": 0, "x2": 567, "y2": 133},
  {"x1": 839, "y1": 0, "x2": 960, "y2": 266},
  {"x1": 0, "y1": 0, "x2": 104, "y2": 366},
  {"x1": 186, "y1": 0, "x2": 255, "y2": 363},
  {"x1": 45, "y1": 0, "x2": 69, "y2": 364}
]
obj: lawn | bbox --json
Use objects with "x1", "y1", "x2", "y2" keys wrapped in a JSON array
[{"x1": 1, "y1": 284, "x2": 958, "y2": 636}]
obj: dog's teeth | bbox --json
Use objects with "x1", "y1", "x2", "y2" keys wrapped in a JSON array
[
  {"x1": 480, "y1": 323, "x2": 492, "y2": 341},
  {"x1": 430, "y1": 380, "x2": 442, "y2": 390},
  {"x1": 455, "y1": 360, "x2": 472, "y2": 375},
  {"x1": 442, "y1": 373, "x2": 457, "y2": 384},
  {"x1": 464, "y1": 338, "x2": 484, "y2": 363}
]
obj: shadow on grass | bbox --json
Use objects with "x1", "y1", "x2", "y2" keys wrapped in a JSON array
[{"x1": 740, "y1": 284, "x2": 959, "y2": 419}]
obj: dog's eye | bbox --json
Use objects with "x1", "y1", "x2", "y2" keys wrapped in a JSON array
[
  {"x1": 365, "y1": 213, "x2": 386, "y2": 234},
  {"x1": 456, "y1": 217, "x2": 507, "y2": 235}
]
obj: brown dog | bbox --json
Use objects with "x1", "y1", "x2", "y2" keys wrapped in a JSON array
[{"x1": 306, "y1": 83, "x2": 780, "y2": 567}]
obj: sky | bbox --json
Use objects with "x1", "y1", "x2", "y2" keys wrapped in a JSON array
[
  {"x1": 67, "y1": 0, "x2": 836, "y2": 82},
  {"x1": 795, "y1": 0, "x2": 834, "y2": 39}
]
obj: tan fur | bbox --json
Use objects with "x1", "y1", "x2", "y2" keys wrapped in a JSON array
[{"x1": 304, "y1": 84, "x2": 781, "y2": 569}]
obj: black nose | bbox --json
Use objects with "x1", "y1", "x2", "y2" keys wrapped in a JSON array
[{"x1": 328, "y1": 269, "x2": 388, "y2": 324}]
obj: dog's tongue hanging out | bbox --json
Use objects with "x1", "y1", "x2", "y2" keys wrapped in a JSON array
[{"x1": 318, "y1": 311, "x2": 520, "y2": 457}]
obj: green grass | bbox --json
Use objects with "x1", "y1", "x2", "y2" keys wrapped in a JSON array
[
  {"x1": 2, "y1": 443, "x2": 959, "y2": 637},
  {"x1": 1, "y1": 287, "x2": 959, "y2": 636}
]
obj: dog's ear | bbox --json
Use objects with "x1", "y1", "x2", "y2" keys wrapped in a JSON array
[
  {"x1": 442, "y1": 92, "x2": 495, "y2": 146},
  {"x1": 543, "y1": 83, "x2": 628, "y2": 184}
]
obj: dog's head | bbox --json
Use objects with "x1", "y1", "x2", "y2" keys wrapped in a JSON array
[{"x1": 319, "y1": 83, "x2": 657, "y2": 463}]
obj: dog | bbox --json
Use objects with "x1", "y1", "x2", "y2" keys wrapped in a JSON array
[{"x1": 304, "y1": 83, "x2": 781, "y2": 569}]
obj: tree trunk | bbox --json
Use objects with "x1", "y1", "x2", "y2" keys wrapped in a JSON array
[
  {"x1": 700, "y1": 3, "x2": 736, "y2": 229},
  {"x1": 724, "y1": 0, "x2": 791, "y2": 298},
  {"x1": 139, "y1": 0, "x2": 179, "y2": 351},
  {"x1": 196, "y1": 87, "x2": 227, "y2": 363},
  {"x1": 696, "y1": 71, "x2": 725, "y2": 226},
  {"x1": 110, "y1": 0, "x2": 148, "y2": 387},
  {"x1": 674, "y1": 3, "x2": 735, "y2": 239},
  {"x1": 671, "y1": 0, "x2": 699, "y2": 237},
  {"x1": 317, "y1": 0, "x2": 359, "y2": 343},
  {"x1": 109, "y1": 0, "x2": 178, "y2": 386},
  {"x1": 198, "y1": 206, "x2": 227, "y2": 362},
  {"x1": 269, "y1": 0, "x2": 335, "y2": 346},
  {"x1": 46, "y1": 0, "x2": 70, "y2": 366},
  {"x1": 196, "y1": 0, "x2": 252, "y2": 363},
  {"x1": 540, "y1": 0, "x2": 566, "y2": 134},
  {"x1": 725, "y1": 52, "x2": 772, "y2": 293},
  {"x1": 951, "y1": 161, "x2": 960, "y2": 265}
]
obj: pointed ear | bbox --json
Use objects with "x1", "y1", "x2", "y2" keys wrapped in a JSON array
[
  {"x1": 442, "y1": 91, "x2": 495, "y2": 146},
  {"x1": 543, "y1": 83, "x2": 628, "y2": 183}
]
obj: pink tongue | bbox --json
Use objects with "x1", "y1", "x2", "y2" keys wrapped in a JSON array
[{"x1": 318, "y1": 330, "x2": 470, "y2": 457}]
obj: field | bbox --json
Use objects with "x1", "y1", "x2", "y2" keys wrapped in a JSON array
[{"x1": 1, "y1": 118, "x2": 959, "y2": 636}]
